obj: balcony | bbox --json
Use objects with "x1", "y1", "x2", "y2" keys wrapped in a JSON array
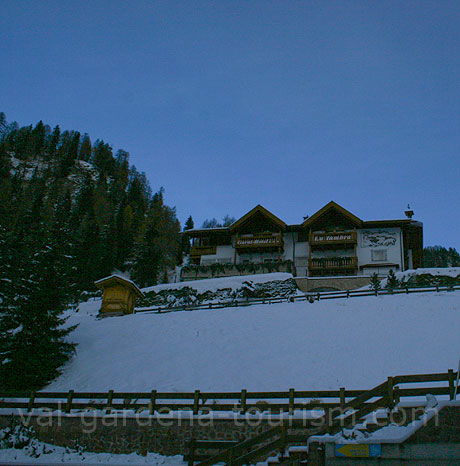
[
  {"x1": 235, "y1": 233, "x2": 283, "y2": 250},
  {"x1": 309, "y1": 231, "x2": 357, "y2": 246},
  {"x1": 309, "y1": 256, "x2": 358, "y2": 270},
  {"x1": 190, "y1": 245, "x2": 217, "y2": 257}
]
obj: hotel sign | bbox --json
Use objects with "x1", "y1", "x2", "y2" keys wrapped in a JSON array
[
  {"x1": 312, "y1": 233, "x2": 353, "y2": 242},
  {"x1": 236, "y1": 236, "x2": 281, "y2": 248}
]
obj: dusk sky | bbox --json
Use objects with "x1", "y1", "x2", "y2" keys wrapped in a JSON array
[{"x1": 1, "y1": 1, "x2": 459, "y2": 249}]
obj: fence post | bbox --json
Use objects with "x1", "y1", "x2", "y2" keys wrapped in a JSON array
[
  {"x1": 149, "y1": 390, "x2": 157, "y2": 415},
  {"x1": 394, "y1": 386, "x2": 400, "y2": 405},
  {"x1": 346, "y1": 290, "x2": 350, "y2": 298},
  {"x1": 405, "y1": 286, "x2": 409, "y2": 294},
  {"x1": 27, "y1": 392, "x2": 36, "y2": 412},
  {"x1": 193, "y1": 390, "x2": 200, "y2": 415},
  {"x1": 240, "y1": 389, "x2": 247, "y2": 414},
  {"x1": 289, "y1": 388, "x2": 295, "y2": 414},
  {"x1": 65, "y1": 389, "x2": 74, "y2": 414},
  {"x1": 340, "y1": 387, "x2": 345, "y2": 409},
  {"x1": 387, "y1": 377, "x2": 394, "y2": 407},
  {"x1": 317, "y1": 292, "x2": 320, "y2": 301},
  {"x1": 188, "y1": 438, "x2": 196, "y2": 466},
  {"x1": 227, "y1": 446, "x2": 234, "y2": 466},
  {"x1": 106, "y1": 389, "x2": 114, "y2": 414},
  {"x1": 280, "y1": 420, "x2": 287, "y2": 457},
  {"x1": 448, "y1": 369, "x2": 455, "y2": 400}
]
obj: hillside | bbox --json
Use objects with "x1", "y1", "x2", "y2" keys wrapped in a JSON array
[
  {"x1": 0, "y1": 116, "x2": 181, "y2": 295},
  {"x1": 48, "y1": 290, "x2": 460, "y2": 392}
]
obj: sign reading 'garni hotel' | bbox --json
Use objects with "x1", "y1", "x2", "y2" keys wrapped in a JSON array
[{"x1": 236, "y1": 236, "x2": 281, "y2": 248}]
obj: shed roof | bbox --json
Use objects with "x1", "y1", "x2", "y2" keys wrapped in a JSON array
[{"x1": 94, "y1": 275, "x2": 144, "y2": 298}]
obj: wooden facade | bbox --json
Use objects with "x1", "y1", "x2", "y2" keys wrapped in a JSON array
[{"x1": 95, "y1": 275, "x2": 144, "y2": 317}]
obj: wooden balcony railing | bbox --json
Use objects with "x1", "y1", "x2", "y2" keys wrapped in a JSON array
[
  {"x1": 235, "y1": 233, "x2": 283, "y2": 249},
  {"x1": 190, "y1": 245, "x2": 217, "y2": 257},
  {"x1": 309, "y1": 256, "x2": 358, "y2": 270},
  {"x1": 309, "y1": 231, "x2": 357, "y2": 245}
]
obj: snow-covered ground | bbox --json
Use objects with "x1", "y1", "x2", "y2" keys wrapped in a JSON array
[
  {"x1": 48, "y1": 290, "x2": 460, "y2": 392},
  {"x1": 0, "y1": 435, "x2": 185, "y2": 465}
]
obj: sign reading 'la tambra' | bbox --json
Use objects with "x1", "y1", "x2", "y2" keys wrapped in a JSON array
[{"x1": 313, "y1": 233, "x2": 353, "y2": 242}]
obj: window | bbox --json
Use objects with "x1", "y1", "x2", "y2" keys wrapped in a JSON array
[
  {"x1": 217, "y1": 258, "x2": 231, "y2": 264},
  {"x1": 297, "y1": 231, "x2": 308, "y2": 242},
  {"x1": 372, "y1": 250, "x2": 387, "y2": 262}
]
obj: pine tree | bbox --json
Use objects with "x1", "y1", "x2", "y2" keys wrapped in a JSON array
[
  {"x1": 0, "y1": 112, "x2": 7, "y2": 137},
  {"x1": 202, "y1": 218, "x2": 220, "y2": 228},
  {"x1": 180, "y1": 215, "x2": 194, "y2": 260},
  {"x1": 386, "y1": 269, "x2": 399, "y2": 291},
  {"x1": 0, "y1": 210, "x2": 77, "y2": 391},
  {"x1": 46, "y1": 125, "x2": 61, "y2": 161},
  {"x1": 370, "y1": 273, "x2": 381, "y2": 292},
  {"x1": 222, "y1": 215, "x2": 236, "y2": 227},
  {"x1": 78, "y1": 134, "x2": 92, "y2": 161}
]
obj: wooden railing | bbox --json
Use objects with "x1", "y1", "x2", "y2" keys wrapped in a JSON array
[
  {"x1": 309, "y1": 230, "x2": 357, "y2": 245},
  {"x1": 1, "y1": 370, "x2": 457, "y2": 466},
  {"x1": 0, "y1": 370, "x2": 457, "y2": 416},
  {"x1": 188, "y1": 370, "x2": 458, "y2": 465},
  {"x1": 309, "y1": 256, "x2": 358, "y2": 270},
  {"x1": 190, "y1": 245, "x2": 217, "y2": 257},
  {"x1": 135, "y1": 284, "x2": 460, "y2": 315}
]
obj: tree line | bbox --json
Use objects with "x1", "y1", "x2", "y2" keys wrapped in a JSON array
[
  {"x1": 423, "y1": 246, "x2": 460, "y2": 268},
  {"x1": 0, "y1": 113, "x2": 183, "y2": 391}
]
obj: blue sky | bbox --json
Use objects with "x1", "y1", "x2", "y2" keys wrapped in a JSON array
[{"x1": 1, "y1": 1, "x2": 459, "y2": 249}]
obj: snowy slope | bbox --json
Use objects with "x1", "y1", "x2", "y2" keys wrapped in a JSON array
[{"x1": 48, "y1": 290, "x2": 460, "y2": 393}]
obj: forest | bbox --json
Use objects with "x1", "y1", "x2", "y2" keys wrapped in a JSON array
[{"x1": 0, "y1": 113, "x2": 183, "y2": 390}]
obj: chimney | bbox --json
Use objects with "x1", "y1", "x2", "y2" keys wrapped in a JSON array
[{"x1": 405, "y1": 204, "x2": 414, "y2": 219}]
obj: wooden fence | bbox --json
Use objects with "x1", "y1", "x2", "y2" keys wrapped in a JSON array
[
  {"x1": 135, "y1": 284, "x2": 460, "y2": 315},
  {"x1": 0, "y1": 370, "x2": 457, "y2": 415}
]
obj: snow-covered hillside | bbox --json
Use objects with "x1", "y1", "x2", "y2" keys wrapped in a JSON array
[{"x1": 49, "y1": 290, "x2": 460, "y2": 392}]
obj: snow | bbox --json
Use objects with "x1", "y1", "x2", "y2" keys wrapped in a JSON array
[
  {"x1": 94, "y1": 274, "x2": 144, "y2": 296},
  {"x1": 308, "y1": 395, "x2": 449, "y2": 446},
  {"x1": 46, "y1": 290, "x2": 460, "y2": 393},
  {"x1": 0, "y1": 440, "x2": 185, "y2": 465},
  {"x1": 142, "y1": 272, "x2": 294, "y2": 294},
  {"x1": 371, "y1": 267, "x2": 460, "y2": 289}
]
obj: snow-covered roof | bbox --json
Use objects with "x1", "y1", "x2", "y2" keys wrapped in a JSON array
[{"x1": 94, "y1": 274, "x2": 144, "y2": 297}]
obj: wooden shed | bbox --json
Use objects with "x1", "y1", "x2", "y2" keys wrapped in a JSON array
[{"x1": 95, "y1": 275, "x2": 144, "y2": 317}]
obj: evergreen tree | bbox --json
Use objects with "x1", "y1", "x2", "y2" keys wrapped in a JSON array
[
  {"x1": 180, "y1": 215, "x2": 194, "y2": 258},
  {"x1": 202, "y1": 218, "x2": 220, "y2": 228},
  {"x1": 222, "y1": 215, "x2": 236, "y2": 227},
  {"x1": 370, "y1": 273, "x2": 381, "y2": 292},
  {"x1": 386, "y1": 269, "x2": 399, "y2": 291},
  {"x1": 424, "y1": 246, "x2": 460, "y2": 267},
  {"x1": 46, "y1": 125, "x2": 61, "y2": 161},
  {"x1": 0, "y1": 112, "x2": 7, "y2": 137},
  {"x1": 78, "y1": 134, "x2": 92, "y2": 161},
  {"x1": 0, "y1": 203, "x2": 77, "y2": 391}
]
